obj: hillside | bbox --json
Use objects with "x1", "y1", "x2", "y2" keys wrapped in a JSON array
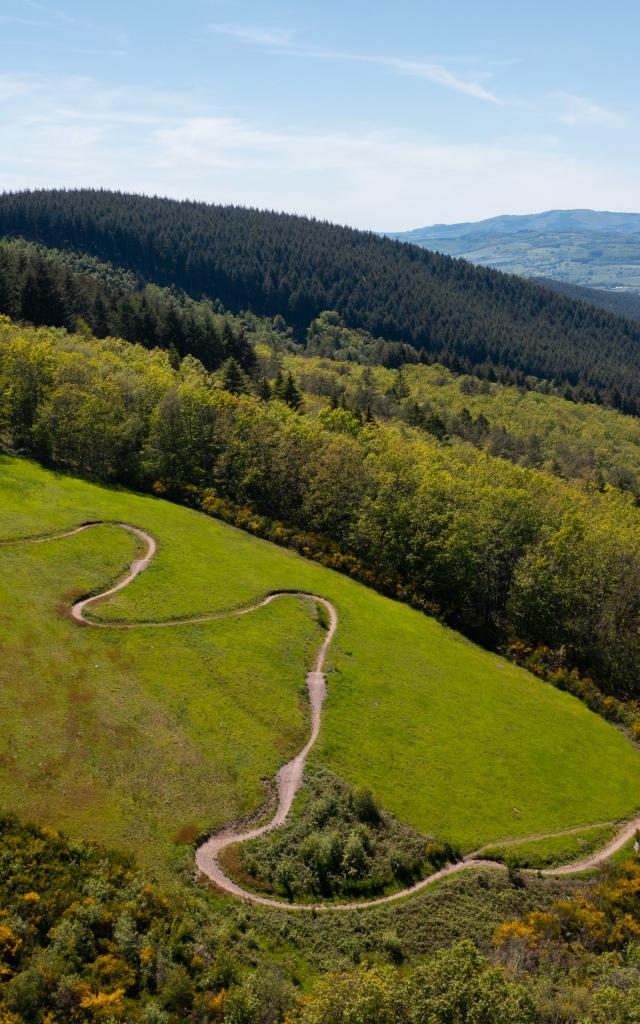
[
  {"x1": 3, "y1": 315, "x2": 640, "y2": 702},
  {"x1": 532, "y1": 277, "x2": 640, "y2": 321},
  {"x1": 3, "y1": 190, "x2": 640, "y2": 409},
  {"x1": 390, "y1": 209, "x2": 640, "y2": 241},
  {"x1": 4, "y1": 322, "x2": 640, "y2": 1020},
  {"x1": 389, "y1": 209, "x2": 640, "y2": 294},
  {"x1": 289, "y1": 347, "x2": 640, "y2": 497},
  {"x1": 7, "y1": 456, "x2": 621, "y2": 1020},
  {"x1": 3, "y1": 454, "x2": 640, "y2": 865}
]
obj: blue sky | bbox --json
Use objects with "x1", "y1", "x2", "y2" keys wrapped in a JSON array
[{"x1": 1, "y1": 0, "x2": 639, "y2": 228}]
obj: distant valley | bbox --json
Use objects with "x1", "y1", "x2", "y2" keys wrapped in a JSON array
[{"x1": 388, "y1": 209, "x2": 640, "y2": 296}]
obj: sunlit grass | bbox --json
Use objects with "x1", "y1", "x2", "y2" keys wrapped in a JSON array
[{"x1": 2, "y1": 454, "x2": 640, "y2": 863}]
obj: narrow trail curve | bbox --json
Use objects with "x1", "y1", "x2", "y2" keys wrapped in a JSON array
[{"x1": 6, "y1": 520, "x2": 640, "y2": 911}]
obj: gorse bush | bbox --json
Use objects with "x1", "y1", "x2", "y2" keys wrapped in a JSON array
[
  {"x1": 0, "y1": 813, "x2": 219, "y2": 1022},
  {"x1": 6, "y1": 809, "x2": 640, "y2": 1023}
]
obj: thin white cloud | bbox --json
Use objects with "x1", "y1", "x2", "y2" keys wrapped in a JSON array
[
  {"x1": 208, "y1": 23, "x2": 296, "y2": 48},
  {"x1": 0, "y1": 14, "x2": 48, "y2": 26},
  {"x1": 553, "y1": 92, "x2": 627, "y2": 129},
  {"x1": 369, "y1": 57, "x2": 501, "y2": 104},
  {"x1": 1, "y1": 74, "x2": 637, "y2": 230},
  {"x1": 0, "y1": 73, "x2": 41, "y2": 101},
  {"x1": 207, "y1": 24, "x2": 502, "y2": 104},
  {"x1": 24, "y1": 0, "x2": 96, "y2": 31},
  {"x1": 72, "y1": 48, "x2": 127, "y2": 58}
]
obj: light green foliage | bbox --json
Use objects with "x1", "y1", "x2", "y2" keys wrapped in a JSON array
[
  {"x1": 289, "y1": 354, "x2": 640, "y2": 497},
  {"x1": 4, "y1": 318, "x2": 640, "y2": 698},
  {"x1": 577, "y1": 984, "x2": 640, "y2": 1023},
  {"x1": 2, "y1": 456, "x2": 640, "y2": 857},
  {"x1": 293, "y1": 941, "x2": 535, "y2": 1024}
]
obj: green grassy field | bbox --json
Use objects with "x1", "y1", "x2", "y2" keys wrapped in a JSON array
[
  {"x1": 480, "y1": 824, "x2": 618, "y2": 869},
  {"x1": 2, "y1": 454, "x2": 640, "y2": 871}
]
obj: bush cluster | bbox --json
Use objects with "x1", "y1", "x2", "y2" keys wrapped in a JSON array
[{"x1": 223, "y1": 768, "x2": 457, "y2": 902}]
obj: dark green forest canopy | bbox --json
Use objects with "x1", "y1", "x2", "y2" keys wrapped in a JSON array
[
  {"x1": 2, "y1": 189, "x2": 640, "y2": 410},
  {"x1": 0, "y1": 237, "x2": 259, "y2": 373}
]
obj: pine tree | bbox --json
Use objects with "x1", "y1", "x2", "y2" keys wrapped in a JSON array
[
  {"x1": 256, "y1": 376, "x2": 271, "y2": 401},
  {"x1": 222, "y1": 321, "x2": 257, "y2": 375},
  {"x1": 282, "y1": 373, "x2": 302, "y2": 411},
  {"x1": 221, "y1": 320, "x2": 236, "y2": 358},
  {"x1": 234, "y1": 327, "x2": 258, "y2": 375},
  {"x1": 405, "y1": 401, "x2": 425, "y2": 427},
  {"x1": 220, "y1": 357, "x2": 247, "y2": 395},
  {"x1": 329, "y1": 386, "x2": 346, "y2": 409},
  {"x1": 386, "y1": 367, "x2": 410, "y2": 402}
]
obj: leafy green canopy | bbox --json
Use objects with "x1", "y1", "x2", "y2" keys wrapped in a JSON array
[{"x1": 2, "y1": 317, "x2": 640, "y2": 697}]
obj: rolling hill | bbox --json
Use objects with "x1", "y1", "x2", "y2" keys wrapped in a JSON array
[
  {"x1": 2, "y1": 453, "x2": 640, "y2": 876},
  {"x1": 389, "y1": 209, "x2": 640, "y2": 294},
  {"x1": 390, "y1": 209, "x2": 640, "y2": 242},
  {"x1": 3, "y1": 190, "x2": 640, "y2": 408}
]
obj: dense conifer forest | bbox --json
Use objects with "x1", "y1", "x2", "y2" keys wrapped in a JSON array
[
  {"x1": 0, "y1": 239, "x2": 255, "y2": 373},
  {"x1": 3, "y1": 189, "x2": 640, "y2": 410}
]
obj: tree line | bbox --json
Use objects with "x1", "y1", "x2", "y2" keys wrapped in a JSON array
[
  {"x1": 0, "y1": 238, "x2": 258, "y2": 373},
  {"x1": 2, "y1": 189, "x2": 640, "y2": 411},
  {"x1": 2, "y1": 316, "x2": 640, "y2": 701},
  {"x1": 0, "y1": 239, "x2": 424, "y2": 375}
]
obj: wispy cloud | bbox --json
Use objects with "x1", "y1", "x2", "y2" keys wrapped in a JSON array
[
  {"x1": 0, "y1": 73, "x2": 41, "y2": 101},
  {"x1": 208, "y1": 23, "x2": 296, "y2": 48},
  {"x1": 0, "y1": 14, "x2": 49, "y2": 27},
  {"x1": 2, "y1": 72, "x2": 637, "y2": 231},
  {"x1": 207, "y1": 24, "x2": 502, "y2": 104},
  {"x1": 552, "y1": 92, "x2": 628, "y2": 129},
  {"x1": 359, "y1": 56, "x2": 501, "y2": 104},
  {"x1": 24, "y1": 0, "x2": 98, "y2": 31}
]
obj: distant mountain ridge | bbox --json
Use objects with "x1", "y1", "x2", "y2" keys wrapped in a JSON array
[
  {"x1": 390, "y1": 209, "x2": 640, "y2": 242},
  {"x1": 388, "y1": 209, "x2": 640, "y2": 293}
]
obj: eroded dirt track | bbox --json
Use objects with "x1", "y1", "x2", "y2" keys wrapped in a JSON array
[{"x1": 7, "y1": 520, "x2": 640, "y2": 911}]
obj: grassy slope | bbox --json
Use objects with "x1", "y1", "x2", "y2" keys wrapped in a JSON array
[
  {"x1": 480, "y1": 824, "x2": 618, "y2": 869},
  {"x1": 2, "y1": 455, "x2": 640, "y2": 863},
  {"x1": 0, "y1": 514, "x2": 319, "y2": 873}
]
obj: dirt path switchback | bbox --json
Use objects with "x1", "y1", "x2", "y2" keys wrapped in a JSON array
[{"x1": 7, "y1": 520, "x2": 640, "y2": 911}]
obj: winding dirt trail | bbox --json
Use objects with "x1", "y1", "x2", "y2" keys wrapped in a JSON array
[{"x1": 7, "y1": 520, "x2": 640, "y2": 911}]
